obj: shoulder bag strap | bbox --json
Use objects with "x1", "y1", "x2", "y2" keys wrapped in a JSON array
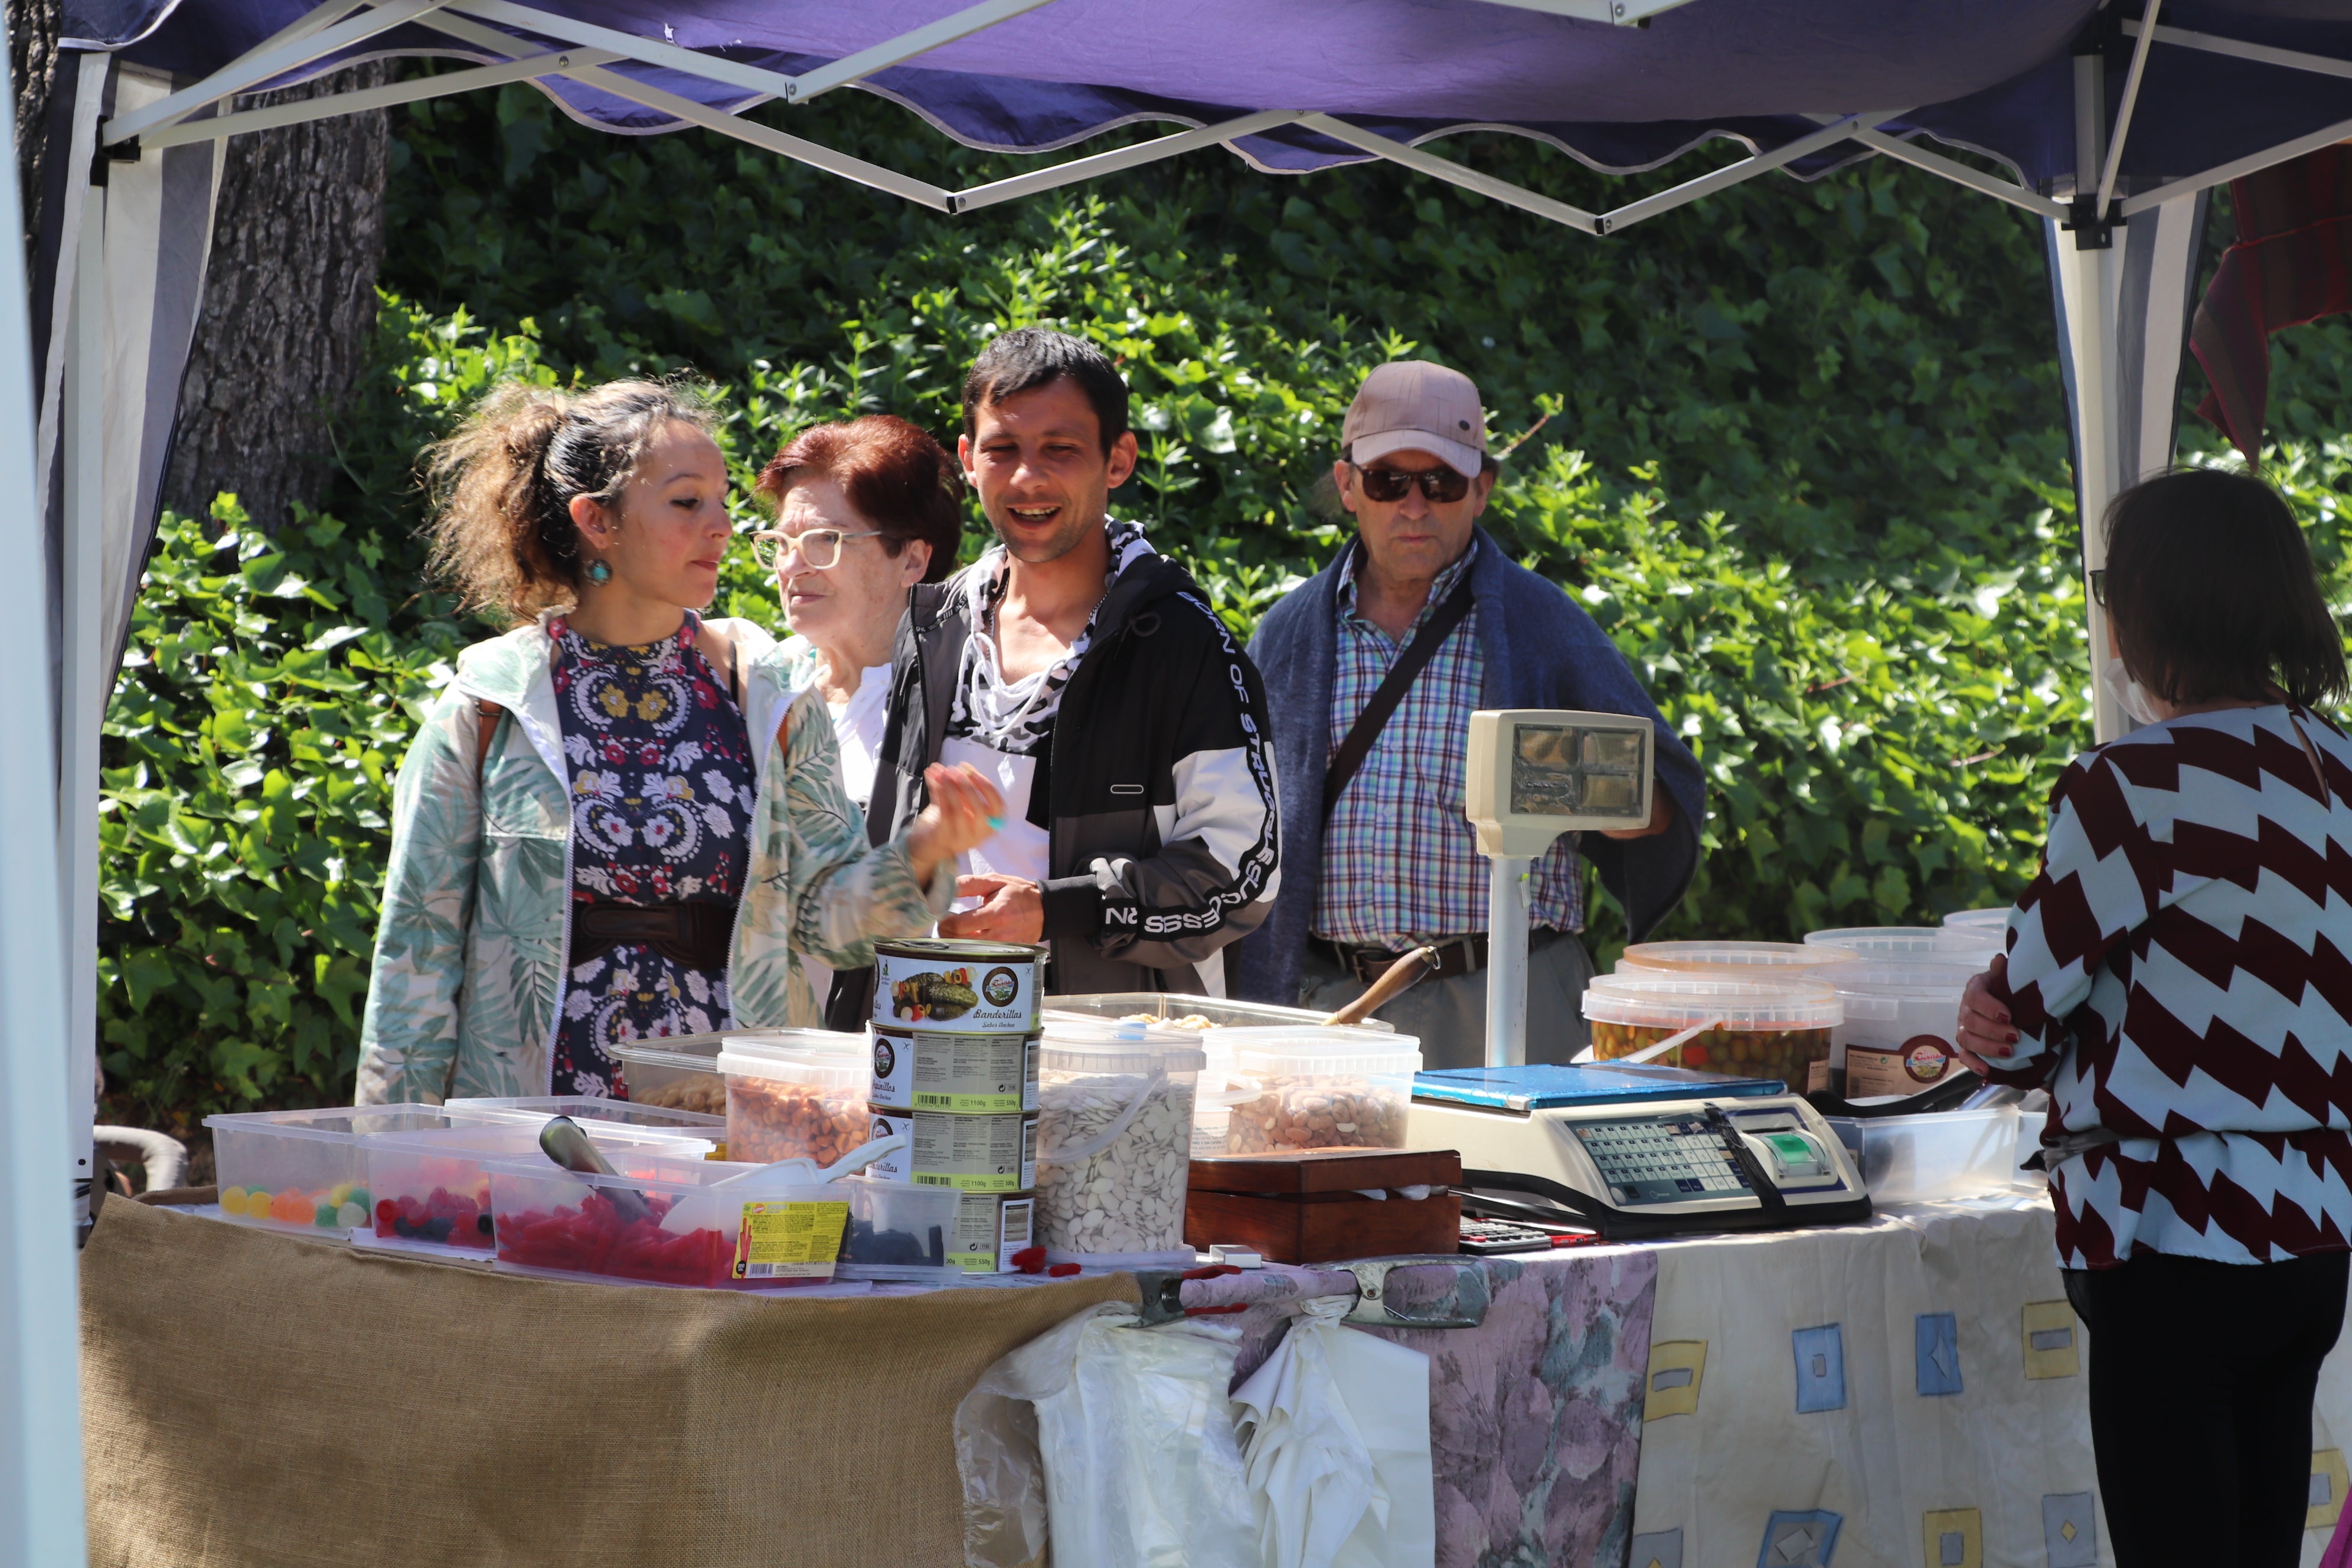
[
  {"x1": 473, "y1": 701, "x2": 505, "y2": 786},
  {"x1": 1322, "y1": 573, "x2": 1476, "y2": 816}
]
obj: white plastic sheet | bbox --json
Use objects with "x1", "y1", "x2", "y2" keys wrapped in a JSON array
[
  {"x1": 955, "y1": 1302, "x2": 1257, "y2": 1568},
  {"x1": 1232, "y1": 1296, "x2": 1436, "y2": 1568}
]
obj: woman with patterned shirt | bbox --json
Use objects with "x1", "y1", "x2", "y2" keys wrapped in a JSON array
[
  {"x1": 1958, "y1": 468, "x2": 2352, "y2": 1567},
  {"x1": 354, "y1": 380, "x2": 1001, "y2": 1103}
]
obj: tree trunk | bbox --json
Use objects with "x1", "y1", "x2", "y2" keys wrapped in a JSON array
[
  {"x1": 8, "y1": 0, "x2": 61, "y2": 251},
  {"x1": 165, "y1": 61, "x2": 395, "y2": 532}
]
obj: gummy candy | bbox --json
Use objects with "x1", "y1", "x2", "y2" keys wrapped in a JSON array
[
  {"x1": 347, "y1": 1188, "x2": 370, "y2": 1213},
  {"x1": 328, "y1": 1182, "x2": 353, "y2": 1208},
  {"x1": 314, "y1": 1202, "x2": 342, "y2": 1229},
  {"x1": 244, "y1": 1190, "x2": 276, "y2": 1220},
  {"x1": 495, "y1": 1193, "x2": 749, "y2": 1287},
  {"x1": 337, "y1": 1202, "x2": 366, "y2": 1227},
  {"x1": 220, "y1": 1187, "x2": 247, "y2": 1211},
  {"x1": 270, "y1": 1190, "x2": 314, "y2": 1225}
]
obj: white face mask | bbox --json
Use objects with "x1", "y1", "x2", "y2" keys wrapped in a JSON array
[{"x1": 2102, "y1": 656, "x2": 2166, "y2": 729}]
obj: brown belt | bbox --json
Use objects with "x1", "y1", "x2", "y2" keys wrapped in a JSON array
[
  {"x1": 569, "y1": 901, "x2": 734, "y2": 973},
  {"x1": 1315, "y1": 927, "x2": 1563, "y2": 988}
]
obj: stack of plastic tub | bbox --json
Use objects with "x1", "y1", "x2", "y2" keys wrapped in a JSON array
[
  {"x1": 1032, "y1": 1017, "x2": 1206, "y2": 1269},
  {"x1": 1804, "y1": 925, "x2": 2003, "y2": 965},
  {"x1": 1814, "y1": 958, "x2": 1984, "y2": 1097},
  {"x1": 1214, "y1": 1025, "x2": 1425, "y2": 1155},
  {"x1": 1580, "y1": 971, "x2": 1843, "y2": 1090},
  {"x1": 1616, "y1": 940, "x2": 1860, "y2": 981},
  {"x1": 1942, "y1": 907, "x2": 2011, "y2": 932}
]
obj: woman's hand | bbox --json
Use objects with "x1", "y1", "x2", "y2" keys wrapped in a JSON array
[
  {"x1": 1954, "y1": 953, "x2": 2020, "y2": 1075},
  {"x1": 938, "y1": 873, "x2": 1045, "y2": 943},
  {"x1": 904, "y1": 763, "x2": 1004, "y2": 888}
]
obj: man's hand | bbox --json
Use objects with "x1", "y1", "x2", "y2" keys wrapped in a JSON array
[
  {"x1": 1599, "y1": 789, "x2": 1677, "y2": 842},
  {"x1": 1954, "y1": 953, "x2": 2019, "y2": 1075},
  {"x1": 938, "y1": 873, "x2": 1046, "y2": 943}
]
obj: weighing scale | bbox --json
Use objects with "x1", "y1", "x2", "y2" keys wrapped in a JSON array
[
  {"x1": 1407, "y1": 1064, "x2": 1873, "y2": 1239},
  {"x1": 1464, "y1": 708, "x2": 1653, "y2": 1067}
]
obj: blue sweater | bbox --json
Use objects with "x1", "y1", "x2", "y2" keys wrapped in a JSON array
[{"x1": 1226, "y1": 528, "x2": 1706, "y2": 1005}]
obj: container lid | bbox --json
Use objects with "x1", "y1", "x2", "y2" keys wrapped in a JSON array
[
  {"x1": 1413, "y1": 1062, "x2": 1789, "y2": 1110},
  {"x1": 1825, "y1": 958, "x2": 1985, "y2": 997},
  {"x1": 1941, "y1": 907, "x2": 2011, "y2": 929},
  {"x1": 1217, "y1": 1025, "x2": 1424, "y2": 1077},
  {"x1": 716, "y1": 1046, "x2": 867, "y2": 1089},
  {"x1": 1804, "y1": 926, "x2": 2001, "y2": 958},
  {"x1": 1580, "y1": 973, "x2": 1843, "y2": 1029},
  {"x1": 1036, "y1": 1017, "x2": 1207, "y2": 1075},
  {"x1": 720, "y1": 1028, "x2": 866, "y2": 1057},
  {"x1": 203, "y1": 1104, "x2": 460, "y2": 1140},
  {"x1": 1617, "y1": 940, "x2": 1859, "y2": 975},
  {"x1": 1043, "y1": 993, "x2": 1397, "y2": 1034},
  {"x1": 874, "y1": 937, "x2": 1047, "y2": 962},
  {"x1": 444, "y1": 1095, "x2": 727, "y2": 1131}
]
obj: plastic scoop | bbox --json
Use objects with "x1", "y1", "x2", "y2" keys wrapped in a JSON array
[{"x1": 656, "y1": 1135, "x2": 910, "y2": 1235}]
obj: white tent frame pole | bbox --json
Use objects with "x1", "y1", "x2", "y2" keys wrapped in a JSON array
[
  {"x1": 2119, "y1": 110, "x2": 2352, "y2": 217},
  {"x1": 138, "y1": 46, "x2": 623, "y2": 149},
  {"x1": 212, "y1": 0, "x2": 375, "y2": 83},
  {"x1": 2096, "y1": 0, "x2": 2161, "y2": 215},
  {"x1": 1845, "y1": 129, "x2": 2066, "y2": 220},
  {"x1": 2063, "y1": 45, "x2": 2126, "y2": 744},
  {"x1": 60, "y1": 178, "x2": 102, "y2": 1203},
  {"x1": 2124, "y1": 18, "x2": 2352, "y2": 83},
  {"x1": 101, "y1": 0, "x2": 452, "y2": 143},
  {"x1": 949, "y1": 110, "x2": 1302, "y2": 212},
  {"x1": 1598, "y1": 110, "x2": 1898, "y2": 232},
  {"x1": 1295, "y1": 114, "x2": 1602, "y2": 233}
]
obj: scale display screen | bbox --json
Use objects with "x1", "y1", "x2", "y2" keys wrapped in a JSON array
[
  {"x1": 1510, "y1": 724, "x2": 1645, "y2": 818},
  {"x1": 1573, "y1": 1114, "x2": 1753, "y2": 1206}
]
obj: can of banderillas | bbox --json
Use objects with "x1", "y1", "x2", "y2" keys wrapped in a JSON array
[
  {"x1": 863, "y1": 1109, "x2": 1037, "y2": 1192},
  {"x1": 873, "y1": 939, "x2": 1044, "y2": 1035},
  {"x1": 950, "y1": 1192, "x2": 1037, "y2": 1273},
  {"x1": 870, "y1": 1027, "x2": 1038, "y2": 1115}
]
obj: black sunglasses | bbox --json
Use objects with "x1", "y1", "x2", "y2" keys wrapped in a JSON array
[
  {"x1": 1353, "y1": 462, "x2": 1472, "y2": 504},
  {"x1": 2088, "y1": 569, "x2": 2106, "y2": 607}
]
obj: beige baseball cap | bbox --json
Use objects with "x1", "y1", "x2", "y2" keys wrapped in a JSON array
[{"x1": 1341, "y1": 360, "x2": 1487, "y2": 479}]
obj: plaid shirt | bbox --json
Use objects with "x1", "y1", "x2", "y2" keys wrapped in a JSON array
[{"x1": 1312, "y1": 538, "x2": 1585, "y2": 948}]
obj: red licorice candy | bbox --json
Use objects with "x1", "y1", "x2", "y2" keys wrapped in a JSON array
[{"x1": 494, "y1": 1191, "x2": 731, "y2": 1287}]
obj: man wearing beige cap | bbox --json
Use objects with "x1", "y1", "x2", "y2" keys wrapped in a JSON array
[{"x1": 1228, "y1": 360, "x2": 1705, "y2": 1067}]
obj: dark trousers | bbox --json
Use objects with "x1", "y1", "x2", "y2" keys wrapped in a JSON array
[{"x1": 2063, "y1": 1249, "x2": 2350, "y2": 1567}]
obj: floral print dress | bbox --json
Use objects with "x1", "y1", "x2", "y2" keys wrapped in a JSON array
[{"x1": 547, "y1": 612, "x2": 757, "y2": 1096}]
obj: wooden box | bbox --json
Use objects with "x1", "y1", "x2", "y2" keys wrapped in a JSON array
[{"x1": 1184, "y1": 1148, "x2": 1462, "y2": 1264}]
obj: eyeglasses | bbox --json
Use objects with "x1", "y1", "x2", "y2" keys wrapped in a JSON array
[
  {"x1": 2088, "y1": 569, "x2": 2106, "y2": 607},
  {"x1": 1352, "y1": 462, "x2": 1472, "y2": 504},
  {"x1": 750, "y1": 527, "x2": 884, "y2": 572}
]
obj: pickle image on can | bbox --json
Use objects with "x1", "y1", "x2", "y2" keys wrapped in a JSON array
[
  {"x1": 950, "y1": 1192, "x2": 1036, "y2": 1272},
  {"x1": 870, "y1": 1027, "x2": 1038, "y2": 1115},
  {"x1": 863, "y1": 1109, "x2": 1038, "y2": 1191},
  {"x1": 874, "y1": 939, "x2": 1042, "y2": 1033}
]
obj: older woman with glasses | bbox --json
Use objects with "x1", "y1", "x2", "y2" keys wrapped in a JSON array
[{"x1": 750, "y1": 416, "x2": 966, "y2": 995}]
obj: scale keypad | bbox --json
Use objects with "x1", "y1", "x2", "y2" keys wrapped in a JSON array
[{"x1": 1573, "y1": 1117, "x2": 1752, "y2": 1206}]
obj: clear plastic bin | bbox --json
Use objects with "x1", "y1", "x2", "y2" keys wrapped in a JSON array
[
  {"x1": 1837, "y1": 1106, "x2": 2024, "y2": 1204},
  {"x1": 444, "y1": 1095, "x2": 726, "y2": 1138},
  {"x1": 1616, "y1": 940, "x2": 1859, "y2": 978},
  {"x1": 1044, "y1": 993, "x2": 1394, "y2": 1033},
  {"x1": 1034, "y1": 1020, "x2": 1207, "y2": 1264},
  {"x1": 488, "y1": 1152, "x2": 852, "y2": 1288},
  {"x1": 364, "y1": 1121, "x2": 716, "y2": 1254},
  {"x1": 610, "y1": 1041, "x2": 728, "y2": 1116},
  {"x1": 837, "y1": 1175, "x2": 962, "y2": 1276},
  {"x1": 1805, "y1": 926, "x2": 2003, "y2": 962},
  {"x1": 205, "y1": 1105, "x2": 462, "y2": 1232},
  {"x1": 1580, "y1": 974, "x2": 1841, "y2": 1086},
  {"x1": 1824, "y1": 959, "x2": 1982, "y2": 1095},
  {"x1": 719, "y1": 1044, "x2": 870, "y2": 1166},
  {"x1": 1217, "y1": 1027, "x2": 1423, "y2": 1155}
]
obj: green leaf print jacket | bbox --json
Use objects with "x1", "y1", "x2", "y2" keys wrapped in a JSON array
[{"x1": 354, "y1": 616, "x2": 949, "y2": 1103}]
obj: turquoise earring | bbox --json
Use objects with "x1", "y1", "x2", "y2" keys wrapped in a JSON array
[{"x1": 584, "y1": 559, "x2": 613, "y2": 586}]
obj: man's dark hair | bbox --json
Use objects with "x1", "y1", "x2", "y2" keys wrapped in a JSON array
[
  {"x1": 961, "y1": 328, "x2": 1129, "y2": 455},
  {"x1": 2105, "y1": 468, "x2": 2348, "y2": 708}
]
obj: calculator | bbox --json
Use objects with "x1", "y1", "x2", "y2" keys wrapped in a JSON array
[{"x1": 1408, "y1": 1066, "x2": 1871, "y2": 1239}]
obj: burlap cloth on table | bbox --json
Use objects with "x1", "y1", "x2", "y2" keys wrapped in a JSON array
[{"x1": 83, "y1": 1195, "x2": 1132, "y2": 1567}]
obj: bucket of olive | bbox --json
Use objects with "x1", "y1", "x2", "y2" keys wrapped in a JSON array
[{"x1": 1580, "y1": 972, "x2": 1843, "y2": 1092}]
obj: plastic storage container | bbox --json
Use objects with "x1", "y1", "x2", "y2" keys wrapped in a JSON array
[
  {"x1": 1033, "y1": 1020, "x2": 1207, "y2": 1265},
  {"x1": 1616, "y1": 940, "x2": 1859, "y2": 978},
  {"x1": 610, "y1": 1040, "x2": 728, "y2": 1116},
  {"x1": 1580, "y1": 974, "x2": 1842, "y2": 1087},
  {"x1": 1830, "y1": 1105, "x2": 2024, "y2": 1204},
  {"x1": 1216, "y1": 1027, "x2": 1425, "y2": 1155},
  {"x1": 1043, "y1": 993, "x2": 1396, "y2": 1033},
  {"x1": 205, "y1": 1104, "x2": 463, "y2": 1232},
  {"x1": 362, "y1": 1120, "x2": 717, "y2": 1255},
  {"x1": 1824, "y1": 959, "x2": 1982, "y2": 1096},
  {"x1": 718, "y1": 1042, "x2": 871, "y2": 1165},
  {"x1": 488, "y1": 1152, "x2": 854, "y2": 1288},
  {"x1": 443, "y1": 1095, "x2": 727, "y2": 1138},
  {"x1": 1942, "y1": 907, "x2": 2011, "y2": 930},
  {"x1": 1805, "y1": 926, "x2": 2003, "y2": 962},
  {"x1": 836, "y1": 1174, "x2": 965, "y2": 1280}
]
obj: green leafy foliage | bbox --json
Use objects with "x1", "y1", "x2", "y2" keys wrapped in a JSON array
[{"x1": 95, "y1": 80, "x2": 2352, "y2": 1123}]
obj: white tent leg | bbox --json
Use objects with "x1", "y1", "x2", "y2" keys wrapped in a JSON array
[
  {"x1": 2062, "y1": 45, "x2": 2127, "y2": 744},
  {"x1": 0, "y1": 14, "x2": 90, "y2": 1559},
  {"x1": 63, "y1": 178, "x2": 103, "y2": 1200}
]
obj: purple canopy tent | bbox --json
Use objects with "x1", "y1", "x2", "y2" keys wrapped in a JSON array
[{"x1": 12, "y1": 1, "x2": 2352, "y2": 1553}]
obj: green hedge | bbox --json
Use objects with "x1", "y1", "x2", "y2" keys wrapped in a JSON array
[{"x1": 93, "y1": 82, "x2": 2352, "y2": 1130}]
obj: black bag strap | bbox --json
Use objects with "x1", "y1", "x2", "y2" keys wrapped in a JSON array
[{"x1": 1323, "y1": 573, "x2": 1476, "y2": 816}]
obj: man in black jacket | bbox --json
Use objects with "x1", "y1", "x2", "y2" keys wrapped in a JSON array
[{"x1": 836, "y1": 328, "x2": 1280, "y2": 1014}]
